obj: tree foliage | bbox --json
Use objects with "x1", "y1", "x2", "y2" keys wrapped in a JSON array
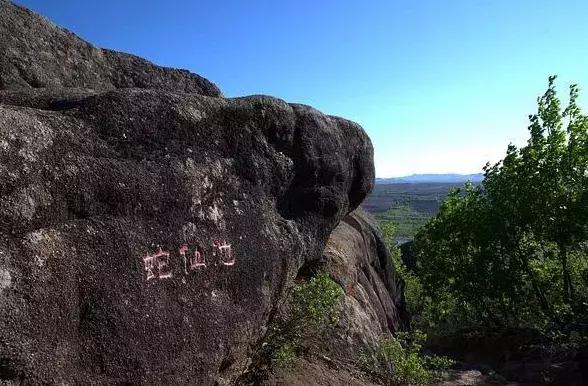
[
  {"x1": 361, "y1": 330, "x2": 454, "y2": 386},
  {"x1": 413, "y1": 77, "x2": 588, "y2": 330},
  {"x1": 264, "y1": 272, "x2": 343, "y2": 369}
]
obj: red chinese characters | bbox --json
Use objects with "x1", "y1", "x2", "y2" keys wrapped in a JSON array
[
  {"x1": 142, "y1": 240, "x2": 235, "y2": 281},
  {"x1": 179, "y1": 243, "x2": 206, "y2": 273},
  {"x1": 142, "y1": 248, "x2": 173, "y2": 280},
  {"x1": 214, "y1": 240, "x2": 234, "y2": 266}
]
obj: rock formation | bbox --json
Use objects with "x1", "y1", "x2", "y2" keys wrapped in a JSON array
[
  {"x1": 0, "y1": 1, "x2": 404, "y2": 384},
  {"x1": 323, "y1": 208, "x2": 409, "y2": 350},
  {"x1": 0, "y1": 0, "x2": 220, "y2": 96},
  {"x1": 262, "y1": 208, "x2": 409, "y2": 385}
]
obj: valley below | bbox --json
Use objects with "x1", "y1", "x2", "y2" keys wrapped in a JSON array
[{"x1": 362, "y1": 182, "x2": 464, "y2": 242}]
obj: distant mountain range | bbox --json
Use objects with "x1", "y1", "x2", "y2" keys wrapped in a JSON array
[{"x1": 376, "y1": 173, "x2": 484, "y2": 184}]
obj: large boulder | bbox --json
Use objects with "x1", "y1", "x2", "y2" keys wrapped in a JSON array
[
  {"x1": 0, "y1": 2, "x2": 375, "y2": 385},
  {"x1": 321, "y1": 208, "x2": 409, "y2": 358},
  {"x1": 0, "y1": 1, "x2": 221, "y2": 97},
  {"x1": 246, "y1": 208, "x2": 408, "y2": 386}
]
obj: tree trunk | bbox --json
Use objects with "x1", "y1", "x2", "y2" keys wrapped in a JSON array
[
  {"x1": 519, "y1": 254, "x2": 552, "y2": 317},
  {"x1": 512, "y1": 241, "x2": 552, "y2": 319},
  {"x1": 559, "y1": 243, "x2": 574, "y2": 304}
]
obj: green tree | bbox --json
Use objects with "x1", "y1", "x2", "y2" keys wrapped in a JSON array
[
  {"x1": 484, "y1": 76, "x2": 588, "y2": 308},
  {"x1": 414, "y1": 77, "x2": 588, "y2": 330},
  {"x1": 264, "y1": 272, "x2": 343, "y2": 368}
]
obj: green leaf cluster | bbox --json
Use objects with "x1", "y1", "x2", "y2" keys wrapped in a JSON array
[
  {"x1": 265, "y1": 272, "x2": 344, "y2": 369},
  {"x1": 361, "y1": 330, "x2": 454, "y2": 386},
  {"x1": 413, "y1": 77, "x2": 588, "y2": 331}
]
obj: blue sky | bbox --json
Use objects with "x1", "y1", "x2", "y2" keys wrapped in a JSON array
[{"x1": 15, "y1": 0, "x2": 588, "y2": 177}]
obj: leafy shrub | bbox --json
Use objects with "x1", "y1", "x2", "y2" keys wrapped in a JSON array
[
  {"x1": 380, "y1": 218, "x2": 440, "y2": 334},
  {"x1": 361, "y1": 330, "x2": 453, "y2": 386},
  {"x1": 289, "y1": 271, "x2": 343, "y2": 327},
  {"x1": 265, "y1": 272, "x2": 344, "y2": 369},
  {"x1": 272, "y1": 343, "x2": 297, "y2": 369}
]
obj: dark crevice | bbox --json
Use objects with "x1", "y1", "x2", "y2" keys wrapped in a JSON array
[
  {"x1": 348, "y1": 156, "x2": 365, "y2": 209},
  {"x1": 0, "y1": 94, "x2": 92, "y2": 111},
  {"x1": 14, "y1": 64, "x2": 44, "y2": 89},
  {"x1": 295, "y1": 258, "x2": 326, "y2": 281},
  {"x1": 275, "y1": 110, "x2": 315, "y2": 220},
  {"x1": 0, "y1": 358, "x2": 21, "y2": 380},
  {"x1": 218, "y1": 353, "x2": 235, "y2": 373},
  {"x1": 47, "y1": 98, "x2": 88, "y2": 111}
]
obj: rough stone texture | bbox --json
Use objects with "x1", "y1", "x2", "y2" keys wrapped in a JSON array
[
  {"x1": 0, "y1": 1, "x2": 221, "y2": 97},
  {"x1": 321, "y1": 208, "x2": 409, "y2": 357},
  {"x1": 439, "y1": 370, "x2": 506, "y2": 386},
  {"x1": 0, "y1": 2, "x2": 382, "y2": 385},
  {"x1": 430, "y1": 329, "x2": 587, "y2": 386},
  {"x1": 265, "y1": 359, "x2": 379, "y2": 386},
  {"x1": 258, "y1": 208, "x2": 408, "y2": 386},
  {"x1": 0, "y1": 88, "x2": 373, "y2": 385}
]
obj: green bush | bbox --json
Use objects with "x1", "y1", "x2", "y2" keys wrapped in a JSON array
[
  {"x1": 361, "y1": 330, "x2": 453, "y2": 386},
  {"x1": 265, "y1": 272, "x2": 344, "y2": 369},
  {"x1": 289, "y1": 271, "x2": 344, "y2": 327},
  {"x1": 273, "y1": 343, "x2": 297, "y2": 370},
  {"x1": 380, "y1": 218, "x2": 438, "y2": 333}
]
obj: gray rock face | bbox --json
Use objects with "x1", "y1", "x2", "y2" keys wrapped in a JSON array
[
  {"x1": 0, "y1": 90, "x2": 373, "y2": 384},
  {"x1": 322, "y1": 208, "x2": 409, "y2": 356},
  {"x1": 259, "y1": 209, "x2": 408, "y2": 386},
  {"x1": 0, "y1": 1, "x2": 221, "y2": 97},
  {"x1": 0, "y1": 2, "x2": 376, "y2": 384}
]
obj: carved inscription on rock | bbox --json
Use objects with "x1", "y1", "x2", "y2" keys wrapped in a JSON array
[
  {"x1": 143, "y1": 249, "x2": 173, "y2": 280},
  {"x1": 142, "y1": 240, "x2": 235, "y2": 281}
]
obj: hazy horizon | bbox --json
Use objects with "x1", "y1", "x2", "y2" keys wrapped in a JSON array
[
  {"x1": 14, "y1": 0, "x2": 588, "y2": 178},
  {"x1": 377, "y1": 172, "x2": 483, "y2": 178}
]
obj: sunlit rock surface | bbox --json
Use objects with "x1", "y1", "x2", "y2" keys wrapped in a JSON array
[{"x1": 0, "y1": 2, "x2": 416, "y2": 385}]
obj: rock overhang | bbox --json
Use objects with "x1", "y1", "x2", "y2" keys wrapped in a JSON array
[{"x1": 0, "y1": 1, "x2": 376, "y2": 384}]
